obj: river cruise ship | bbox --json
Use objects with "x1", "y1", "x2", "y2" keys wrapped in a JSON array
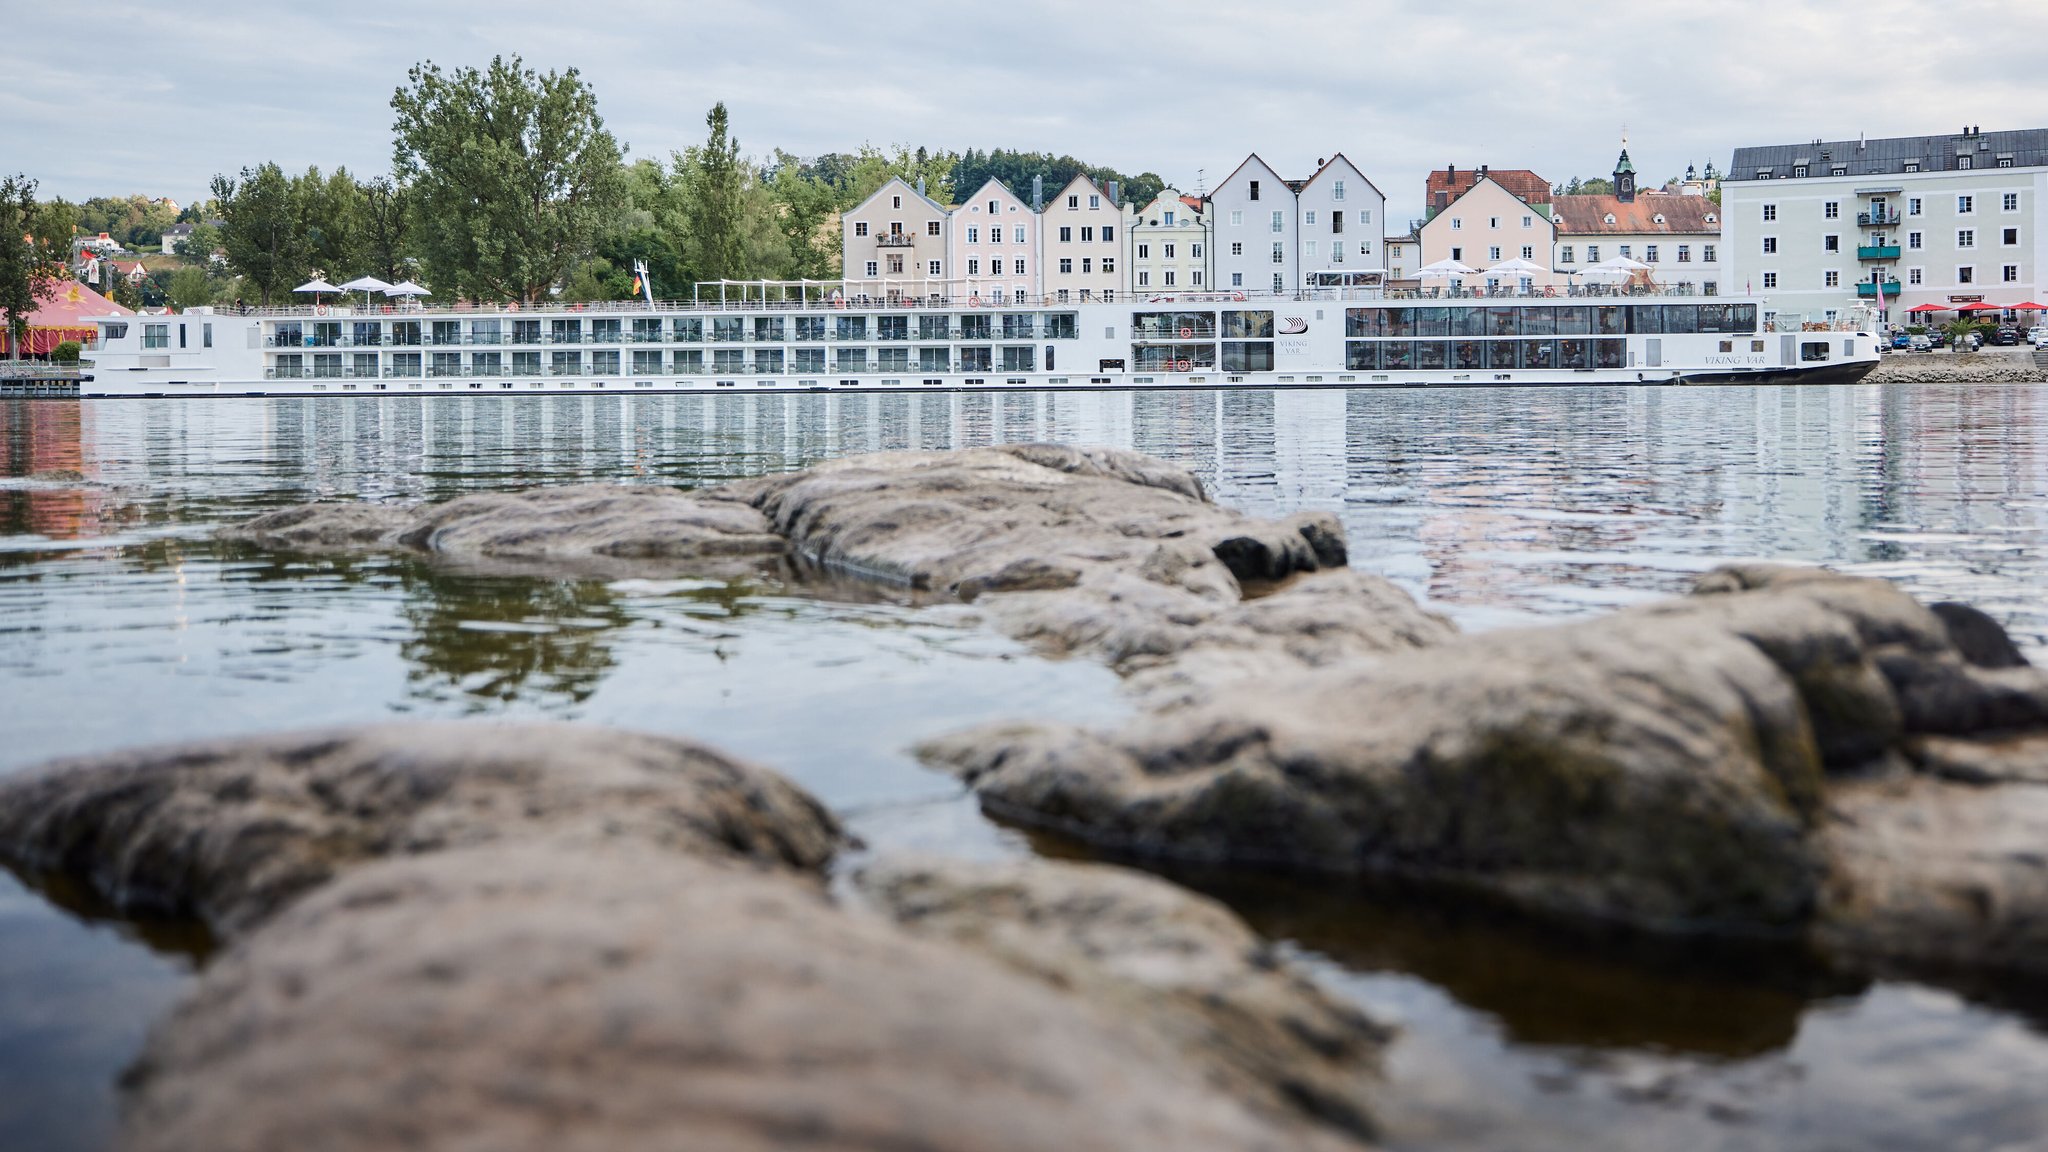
[{"x1": 80, "y1": 283, "x2": 1879, "y2": 398}]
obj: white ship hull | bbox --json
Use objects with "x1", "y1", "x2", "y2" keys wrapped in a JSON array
[{"x1": 80, "y1": 293, "x2": 1880, "y2": 398}]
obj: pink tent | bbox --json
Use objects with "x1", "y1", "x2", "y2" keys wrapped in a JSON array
[{"x1": 1, "y1": 279, "x2": 133, "y2": 355}]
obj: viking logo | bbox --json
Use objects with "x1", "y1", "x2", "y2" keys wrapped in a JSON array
[{"x1": 1279, "y1": 317, "x2": 1309, "y2": 335}]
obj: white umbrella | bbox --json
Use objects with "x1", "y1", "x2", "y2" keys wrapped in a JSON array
[
  {"x1": 1416, "y1": 258, "x2": 1478, "y2": 279},
  {"x1": 1482, "y1": 257, "x2": 1546, "y2": 278},
  {"x1": 293, "y1": 278, "x2": 340, "y2": 295},
  {"x1": 383, "y1": 280, "x2": 430, "y2": 298},
  {"x1": 1572, "y1": 265, "x2": 1632, "y2": 280},
  {"x1": 1586, "y1": 256, "x2": 1652, "y2": 273},
  {"x1": 337, "y1": 276, "x2": 393, "y2": 310}
]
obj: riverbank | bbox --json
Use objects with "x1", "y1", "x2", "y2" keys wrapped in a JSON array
[{"x1": 1865, "y1": 345, "x2": 2044, "y2": 383}]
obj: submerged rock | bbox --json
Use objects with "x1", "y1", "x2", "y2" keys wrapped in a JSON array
[
  {"x1": 1, "y1": 725, "x2": 1389, "y2": 1151},
  {"x1": 222, "y1": 483, "x2": 787, "y2": 574}
]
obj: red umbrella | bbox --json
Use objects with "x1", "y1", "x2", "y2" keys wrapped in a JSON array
[
  {"x1": 1905, "y1": 303, "x2": 1947, "y2": 314},
  {"x1": 2008, "y1": 302, "x2": 2048, "y2": 311},
  {"x1": 1960, "y1": 301, "x2": 2005, "y2": 312}
]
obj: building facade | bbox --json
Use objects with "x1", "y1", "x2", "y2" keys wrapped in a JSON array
[
  {"x1": 1209, "y1": 154, "x2": 1295, "y2": 295},
  {"x1": 949, "y1": 178, "x2": 1039, "y2": 303},
  {"x1": 840, "y1": 176, "x2": 950, "y2": 301},
  {"x1": 1417, "y1": 175, "x2": 1560, "y2": 290},
  {"x1": 1552, "y1": 149, "x2": 1723, "y2": 293},
  {"x1": 1123, "y1": 189, "x2": 1209, "y2": 294},
  {"x1": 1295, "y1": 154, "x2": 1386, "y2": 279},
  {"x1": 1724, "y1": 127, "x2": 2048, "y2": 322},
  {"x1": 1039, "y1": 174, "x2": 1122, "y2": 301}
]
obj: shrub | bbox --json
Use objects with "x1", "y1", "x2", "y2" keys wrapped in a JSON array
[{"x1": 50, "y1": 341, "x2": 81, "y2": 364}]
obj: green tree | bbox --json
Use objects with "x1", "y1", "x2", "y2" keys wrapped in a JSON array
[
  {"x1": 678, "y1": 102, "x2": 748, "y2": 283},
  {"x1": 212, "y1": 163, "x2": 311, "y2": 304},
  {"x1": 165, "y1": 266, "x2": 215, "y2": 311},
  {"x1": 293, "y1": 165, "x2": 365, "y2": 277},
  {"x1": 0, "y1": 175, "x2": 71, "y2": 361},
  {"x1": 357, "y1": 177, "x2": 414, "y2": 284},
  {"x1": 176, "y1": 220, "x2": 221, "y2": 263},
  {"x1": 391, "y1": 55, "x2": 627, "y2": 304},
  {"x1": 766, "y1": 150, "x2": 837, "y2": 280}
]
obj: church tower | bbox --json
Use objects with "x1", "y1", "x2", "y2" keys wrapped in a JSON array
[{"x1": 1613, "y1": 144, "x2": 1637, "y2": 204}]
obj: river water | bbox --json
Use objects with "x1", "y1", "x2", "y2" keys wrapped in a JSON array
[{"x1": 4, "y1": 385, "x2": 2047, "y2": 1151}]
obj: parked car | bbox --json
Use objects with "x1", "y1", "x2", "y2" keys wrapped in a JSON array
[
  {"x1": 1910, "y1": 334, "x2": 1933, "y2": 352},
  {"x1": 1991, "y1": 327, "x2": 2021, "y2": 346},
  {"x1": 2031, "y1": 327, "x2": 2048, "y2": 348},
  {"x1": 1890, "y1": 332, "x2": 1914, "y2": 349},
  {"x1": 1928, "y1": 330, "x2": 1949, "y2": 348}
]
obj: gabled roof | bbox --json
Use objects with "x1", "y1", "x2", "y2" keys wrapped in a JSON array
[
  {"x1": 1213, "y1": 153, "x2": 1287, "y2": 195},
  {"x1": 959, "y1": 176, "x2": 1027, "y2": 207},
  {"x1": 1553, "y1": 192, "x2": 1720, "y2": 235},
  {"x1": 1427, "y1": 166, "x2": 1551, "y2": 209},
  {"x1": 848, "y1": 174, "x2": 949, "y2": 217},
  {"x1": 1729, "y1": 127, "x2": 2048, "y2": 180},
  {"x1": 1299, "y1": 153, "x2": 1386, "y2": 202},
  {"x1": 1422, "y1": 176, "x2": 1556, "y2": 230}
]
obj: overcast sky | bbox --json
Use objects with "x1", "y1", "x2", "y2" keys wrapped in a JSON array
[{"x1": 6, "y1": 0, "x2": 2041, "y2": 225}]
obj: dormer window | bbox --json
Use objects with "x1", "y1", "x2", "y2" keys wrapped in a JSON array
[
  {"x1": 1653, "y1": 214, "x2": 1666, "y2": 224},
  {"x1": 1604, "y1": 213, "x2": 1616, "y2": 224},
  {"x1": 1756, "y1": 168, "x2": 1772, "y2": 179},
  {"x1": 1903, "y1": 161, "x2": 1921, "y2": 172},
  {"x1": 1793, "y1": 165, "x2": 1808, "y2": 178},
  {"x1": 1704, "y1": 213, "x2": 1717, "y2": 223}
]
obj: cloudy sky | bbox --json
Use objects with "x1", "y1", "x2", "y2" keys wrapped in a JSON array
[{"x1": 6, "y1": 0, "x2": 2040, "y2": 224}]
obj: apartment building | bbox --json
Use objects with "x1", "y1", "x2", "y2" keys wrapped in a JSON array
[
  {"x1": 1417, "y1": 173, "x2": 1561, "y2": 289},
  {"x1": 1552, "y1": 149, "x2": 1723, "y2": 293},
  {"x1": 1124, "y1": 189, "x2": 1209, "y2": 293},
  {"x1": 1724, "y1": 127, "x2": 2048, "y2": 322},
  {"x1": 1040, "y1": 174, "x2": 1122, "y2": 301},
  {"x1": 840, "y1": 176, "x2": 950, "y2": 301},
  {"x1": 950, "y1": 178, "x2": 1039, "y2": 303},
  {"x1": 1294, "y1": 154, "x2": 1385, "y2": 279}
]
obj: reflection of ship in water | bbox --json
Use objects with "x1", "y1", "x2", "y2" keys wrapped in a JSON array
[
  {"x1": 0, "y1": 401, "x2": 111, "y2": 541},
  {"x1": 62, "y1": 388, "x2": 2048, "y2": 641}
]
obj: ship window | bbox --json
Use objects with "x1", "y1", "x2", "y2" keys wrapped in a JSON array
[{"x1": 1801, "y1": 341, "x2": 1831, "y2": 362}]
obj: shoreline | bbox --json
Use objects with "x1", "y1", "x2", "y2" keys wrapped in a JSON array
[{"x1": 1865, "y1": 345, "x2": 2044, "y2": 384}]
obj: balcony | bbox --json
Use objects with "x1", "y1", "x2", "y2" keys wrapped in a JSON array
[
  {"x1": 1857, "y1": 245, "x2": 1902, "y2": 260},
  {"x1": 1855, "y1": 281, "x2": 1902, "y2": 298},
  {"x1": 875, "y1": 234, "x2": 915, "y2": 248},
  {"x1": 1858, "y1": 211, "x2": 1901, "y2": 227}
]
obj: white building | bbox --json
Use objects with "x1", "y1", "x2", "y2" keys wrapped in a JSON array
[
  {"x1": 950, "y1": 178, "x2": 1039, "y2": 304},
  {"x1": 839, "y1": 176, "x2": 950, "y2": 302},
  {"x1": 1123, "y1": 189, "x2": 1209, "y2": 294},
  {"x1": 1724, "y1": 126, "x2": 2048, "y2": 323},
  {"x1": 1294, "y1": 155, "x2": 1386, "y2": 282},
  {"x1": 1040, "y1": 174, "x2": 1122, "y2": 302},
  {"x1": 1552, "y1": 149, "x2": 1723, "y2": 294},
  {"x1": 1209, "y1": 154, "x2": 1295, "y2": 295}
]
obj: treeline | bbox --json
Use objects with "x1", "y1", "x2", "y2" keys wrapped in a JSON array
[{"x1": 14, "y1": 55, "x2": 1173, "y2": 311}]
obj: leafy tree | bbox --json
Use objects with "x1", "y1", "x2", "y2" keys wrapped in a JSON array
[
  {"x1": 176, "y1": 220, "x2": 221, "y2": 263},
  {"x1": 677, "y1": 102, "x2": 749, "y2": 283},
  {"x1": 391, "y1": 55, "x2": 627, "y2": 304},
  {"x1": 165, "y1": 266, "x2": 216, "y2": 311},
  {"x1": 293, "y1": 165, "x2": 365, "y2": 277},
  {"x1": 766, "y1": 150, "x2": 837, "y2": 280},
  {"x1": 212, "y1": 163, "x2": 311, "y2": 304},
  {"x1": 0, "y1": 175, "x2": 71, "y2": 360},
  {"x1": 357, "y1": 177, "x2": 414, "y2": 284}
]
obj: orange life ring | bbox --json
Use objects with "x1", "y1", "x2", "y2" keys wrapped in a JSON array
[
  {"x1": 968, "y1": 296, "x2": 983, "y2": 308},
  {"x1": 1231, "y1": 292, "x2": 1247, "y2": 302},
  {"x1": 1178, "y1": 326, "x2": 1193, "y2": 339},
  {"x1": 1543, "y1": 286, "x2": 1556, "y2": 298},
  {"x1": 313, "y1": 304, "x2": 330, "y2": 316},
  {"x1": 1175, "y1": 359, "x2": 1192, "y2": 372}
]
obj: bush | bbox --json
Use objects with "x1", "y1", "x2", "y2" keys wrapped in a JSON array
[{"x1": 50, "y1": 341, "x2": 81, "y2": 364}]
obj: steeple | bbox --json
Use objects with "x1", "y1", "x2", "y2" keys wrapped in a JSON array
[{"x1": 1613, "y1": 138, "x2": 1637, "y2": 204}]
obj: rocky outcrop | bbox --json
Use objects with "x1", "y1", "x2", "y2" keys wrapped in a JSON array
[
  {"x1": 718, "y1": 444, "x2": 1450, "y2": 677},
  {"x1": 0, "y1": 725, "x2": 1390, "y2": 1152},
  {"x1": 1864, "y1": 346, "x2": 2045, "y2": 384},
  {"x1": 0, "y1": 723, "x2": 840, "y2": 935},
  {"x1": 221, "y1": 483, "x2": 788, "y2": 574},
  {"x1": 925, "y1": 563, "x2": 2048, "y2": 973}
]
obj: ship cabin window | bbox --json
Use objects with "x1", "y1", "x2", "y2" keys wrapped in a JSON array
[
  {"x1": 756, "y1": 317, "x2": 787, "y2": 342},
  {"x1": 142, "y1": 323, "x2": 169, "y2": 349},
  {"x1": 876, "y1": 315, "x2": 908, "y2": 341},
  {"x1": 959, "y1": 314, "x2": 993, "y2": 341},
  {"x1": 917, "y1": 315, "x2": 949, "y2": 341},
  {"x1": 712, "y1": 316, "x2": 745, "y2": 342},
  {"x1": 796, "y1": 316, "x2": 826, "y2": 341},
  {"x1": 1801, "y1": 341, "x2": 1831, "y2": 362},
  {"x1": 1044, "y1": 313, "x2": 1079, "y2": 340},
  {"x1": 673, "y1": 318, "x2": 702, "y2": 343},
  {"x1": 1340, "y1": 302, "x2": 1755, "y2": 344},
  {"x1": 100, "y1": 322, "x2": 128, "y2": 343},
  {"x1": 836, "y1": 315, "x2": 868, "y2": 341}
]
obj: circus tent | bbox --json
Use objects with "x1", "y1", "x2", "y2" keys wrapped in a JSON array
[{"x1": 0, "y1": 279, "x2": 133, "y2": 356}]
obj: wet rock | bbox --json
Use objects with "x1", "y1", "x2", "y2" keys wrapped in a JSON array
[
  {"x1": 926, "y1": 611, "x2": 1828, "y2": 932},
  {"x1": 1930, "y1": 601, "x2": 2031, "y2": 670},
  {"x1": 1818, "y1": 774, "x2": 2048, "y2": 975},
  {"x1": 121, "y1": 843, "x2": 1372, "y2": 1152},
  {"x1": 0, "y1": 723, "x2": 839, "y2": 935},
  {"x1": 723, "y1": 444, "x2": 1447, "y2": 677},
  {"x1": 855, "y1": 855, "x2": 1390, "y2": 1143},
  {"x1": 223, "y1": 483, "x2": 787, "y2": 573},
  {"x1": 1911, "y1": 732, "x2": 2048, "y2": 785}
]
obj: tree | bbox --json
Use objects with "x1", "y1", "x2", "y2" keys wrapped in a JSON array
[
  {"x1": 293, "y1": 165, "x2": 365, "y2": 277},
  {"x1": 766, "y1": 150, "x2": 837, "y2": 280},
  {"x1": 391, "y1": 55, "x2": 627, "y2": 304},
  {"x1": 678, "y1": 102, "x2": 748, "y2": 283},
  {"x1": 357, "y1": 177, "x2": 414, "y2": 283},
  {"x1": 0, "y1": 175, "x2": 71, "y2": 361},
  {"x1": 176, "y1": 220, "x2": 221, "y2": 264},
  {"x1": 212, "y1": 163, "x2": 310, "y2": 305},
  {"x1": 165, "y1": 266, "x2": 216, "y2": 311}
]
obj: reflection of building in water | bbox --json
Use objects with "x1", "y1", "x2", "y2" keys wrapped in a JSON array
[{"x1": 0, "y1": 401, "x2": 107, "y2": 539}]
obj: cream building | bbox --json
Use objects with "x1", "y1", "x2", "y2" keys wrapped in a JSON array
[
  {"x1": 1041, "y1": 174, "x2": 1122, "y2": 301},
  {"x1": 1124, "y1": 189, "x2": 1208, "y2": 294},
  {"x1": 840, "y1": 176, "x2": 950, "y2": 302},
  {"x1": 1417, "y1": 175, "x2": 1561, "y2": 291},
  {"x1": 950, "y1": 178, "x2": 1038, "y2": 304}
]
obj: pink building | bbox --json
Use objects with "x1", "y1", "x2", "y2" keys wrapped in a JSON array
[{"x1": 949, "y1": 178, "x2": 1039, "y2": 303}]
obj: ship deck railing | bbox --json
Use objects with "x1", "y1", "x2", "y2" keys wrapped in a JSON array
[{"x1": 185, "y1": 284, "x2": 1733, "y2": 322}]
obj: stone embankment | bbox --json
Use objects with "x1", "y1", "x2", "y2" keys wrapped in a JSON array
[
  {"x1": 1865, "y1": 345, "x2": 2045, "y2": 384},
  {"x1": 7, "y1": 443, "x2": 2048, "y2": 1148}
]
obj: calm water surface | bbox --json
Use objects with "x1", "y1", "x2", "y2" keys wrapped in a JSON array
[{"x1": 4, "y1": 385, "x2": 2048, "y2": 1151}]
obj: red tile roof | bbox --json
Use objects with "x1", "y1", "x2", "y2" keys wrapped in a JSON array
[
  {"x1": 1552, "y1": 193, "x2": 1721, "y2": 235},
  {"x1": 1427, "y1": 167, "x2": 1551, "y2": 210}
]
